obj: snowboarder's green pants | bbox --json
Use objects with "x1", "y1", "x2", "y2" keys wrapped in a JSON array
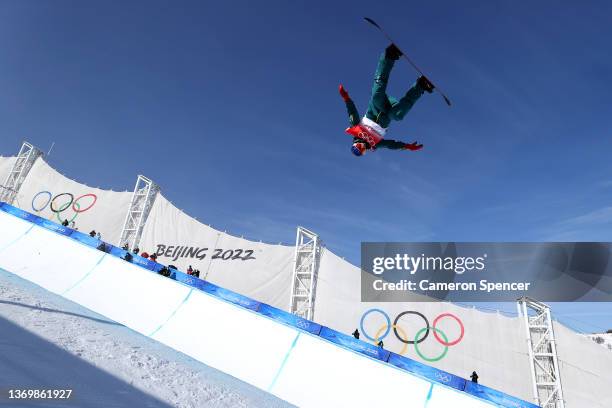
[{"x1": 345, "y1": 52, "x2": 425, "y2": 129}]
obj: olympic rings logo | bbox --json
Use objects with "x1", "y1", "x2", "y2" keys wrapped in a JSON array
[
  {"x1": 435, "y1": 371, "x2": 452, "y2": 383},
  {"x1": 360, "y1": 309, "x2": 465, "y2": 362},
  {"x1": 357, "y1": 131, "x2": 378, "y2": 146},
  {"x1": 296, "y1": 320, "x2": 311, "y2": 329},
  {"x1": 31, "y1": 191, "x2": 98, "y2": 224}
]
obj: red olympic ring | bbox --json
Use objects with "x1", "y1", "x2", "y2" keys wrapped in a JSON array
[
  {"x1": 433, "y1": 313, "x2": 464, "y2": 346},
  {"x1": 72, "y1": 193, "x2": 97, "y2": 213}
]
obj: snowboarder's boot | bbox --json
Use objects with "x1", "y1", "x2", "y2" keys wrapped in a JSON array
[
  {"x1": 417, "y1": 75, "x2": 435, "y2": 93},
  {"x1": 385, "y1": 43, "x2": 403, "y2": 60}
]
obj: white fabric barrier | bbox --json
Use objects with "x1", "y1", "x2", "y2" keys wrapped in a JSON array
[
  {"x1": 0, "y1": 156, "x2": 15, "y2": 185},
  {"x1": 5, "y1": 157, "x2": 294, "y2": 310},
  {"x1": 0, "y1": 210, "x2": 506, "y2": 408},
  {"x1": 554, "y1": 321, "x2": 612, "y2": 408},
  {"x1": 139, "y1": 194, "x2": 295, "y2": 309},
  {"x1": 15, "y1": 158, "x2": 132, "y2": 244}
]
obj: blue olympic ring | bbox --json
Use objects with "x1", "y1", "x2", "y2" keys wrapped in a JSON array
[
  {"x1": 31, "y1": 191, "x2": 52, "y2": 212},
  {"x1": 360, "y1": 308, "x2": 391, "y2": 342}
]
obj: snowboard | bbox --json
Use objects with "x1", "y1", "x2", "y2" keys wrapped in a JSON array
[{"x1": 364, "y1": 17, "x2": 452, "y2": 107}]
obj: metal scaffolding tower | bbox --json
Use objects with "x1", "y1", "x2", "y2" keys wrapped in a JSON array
[
  {"x1": 289, "y1": 227, "x2": 322, "y2": 320},
  {"x1": 118, "y1": 175, "x2": 159, "y2": 250},
  {"x1": 517, "y1": 297, "x2": 566, "y2": 408},
  {"x1": 0, "y1": 141, "x2": 43, "y2": 205}
]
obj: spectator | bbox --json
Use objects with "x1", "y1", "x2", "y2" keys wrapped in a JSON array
[
  {"x1": 377, "y1": 340, "x2": 384, "y2": 348},
  {"x1": 89, "y1": 230, "x2": 96, "y2": 238},
  {"x1": 122, "y1": 243, "x2": 129, "y2": 250},
  {"x1": 95, "y1": 232, "x2": 102, "y2": 240},
  {"x1": 470, "y1": 371, "x2": 479, "y2": 384},
  {"x1": 133, "y1": 247, "x2": 140, "y2": 255},
  {"x1": 124, "y1": 252, "x2": 133, "y2": 262},
  {"x1": 69, "y1": 221, "x2": 76, "y2": 229},
  {"x1": 150, "y1": 253, "x2": 158, "y2": 262},
  {"x1": 193, "y1": 269, "x2": 200, "y2": 278},
  {"x1": 187, "y1": 265, "x2": 194, "y2": 275},
  {"x1": 141, "y1": 252, "x2": 149, "y2": 259},
  {"x1": 62, "y1": 219, "x2": 69, "y2": 227},
  {"x1": 352, "y1": 329, "x2": 360, "y2": 339},
  {"x1": 166, "y1": 265, "x2": 178, "y2": 279}
]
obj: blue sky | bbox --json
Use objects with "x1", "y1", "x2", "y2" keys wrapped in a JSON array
[{"x1": 1, "y1": 1, "x2": 611, "y2": 331}]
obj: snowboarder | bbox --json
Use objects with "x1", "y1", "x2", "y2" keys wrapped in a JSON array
[{"x1": 339, "y1": 44, "x2": 434, "y2": 156}]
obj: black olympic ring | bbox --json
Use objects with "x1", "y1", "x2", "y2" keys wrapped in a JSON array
[
  {"x1": 49, "y1": 193, "x2": 74, "y2": 213},
  {"x1": 393, "y1": 311, "x2": 429, "y2": 345}
]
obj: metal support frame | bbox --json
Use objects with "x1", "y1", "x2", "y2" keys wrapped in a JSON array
[
  {"x1": 0, "y1": 141, "x2": 43, "y2": 205},
  {"x1": 118, "y1": 175, "x2": 159, "y2": 251},
  {"x1": 289, "y1": 226, "x2": 322, "y2": 320},
  {"x1": 517, "y1": 297, "x2": 566, "y2": 408}
]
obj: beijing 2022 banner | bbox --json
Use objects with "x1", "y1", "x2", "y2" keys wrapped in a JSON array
[{"x1": 361, "y1": 242, "x2": 612, "y2": 302}]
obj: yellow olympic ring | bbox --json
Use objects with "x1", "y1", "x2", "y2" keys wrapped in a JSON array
[{"x1": 375, "y1": 324, "x2": 409, "y2": 355}]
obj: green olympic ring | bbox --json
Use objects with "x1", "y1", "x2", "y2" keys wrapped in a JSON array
[
  {"x1": 414, "y1": 327, "x2": 449, "y2": 362},
  {"x1": 55, "y1": 201, "x2": 80, "y2": 224}
]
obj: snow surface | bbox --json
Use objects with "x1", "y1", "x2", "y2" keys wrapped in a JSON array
[{"x1": 0, "y1": 268, "x2": 294, "y2": 408}]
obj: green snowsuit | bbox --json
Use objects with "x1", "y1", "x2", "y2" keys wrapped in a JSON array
[{"x1": 345, "y1": 51, "x2": 426, "y2": 150}]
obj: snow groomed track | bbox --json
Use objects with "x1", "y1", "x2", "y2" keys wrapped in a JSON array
[{"x1": 0, "y1": 202, "x2": 538, "y2": 408}]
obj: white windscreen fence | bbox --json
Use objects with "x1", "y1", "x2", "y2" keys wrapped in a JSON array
[
  {"x1": 7, "y1": 157, "x2": 294, "y2": 310},
  {"x1": 553, "y1": 321, "x2": 612, "y2": 407},
  {"x1": 14, "y1": 159, "x2": 132, "y2": 244},
  {"x1": 138, "y1": 194, "x2": 295, "y2": 309}
]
